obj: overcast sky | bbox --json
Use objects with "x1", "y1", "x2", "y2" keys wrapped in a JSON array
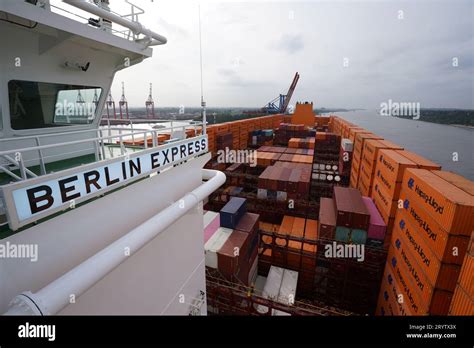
[{"x1": 56, "y1": 0, "x2": 474, "y2": 109}]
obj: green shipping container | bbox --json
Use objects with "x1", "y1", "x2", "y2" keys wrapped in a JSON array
[
  {"x1": 335, "y1": 227, "x2": 350, "y2": 243},
  {"x1": 351, "y1": 229, "x2": 367, "y2": 245}
]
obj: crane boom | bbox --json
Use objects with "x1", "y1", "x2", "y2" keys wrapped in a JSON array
[{"x1": 281, "y1": 72, "x2": 299, "y2": 113}]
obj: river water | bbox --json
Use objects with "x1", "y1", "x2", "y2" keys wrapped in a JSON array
[{"x1": 329, "y1": 110, "x2": 474, "y2": 181}]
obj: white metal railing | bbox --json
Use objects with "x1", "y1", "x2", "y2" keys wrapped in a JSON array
[
  {"x1": 0, "y1": 121, "x2": 204, "y2": 183},
  {"x1": 47, "y1": 0, "x2": 166, "y2": 46},
  {"x1": 4, "y1": 169, "x2": 226, "y2": 316}
]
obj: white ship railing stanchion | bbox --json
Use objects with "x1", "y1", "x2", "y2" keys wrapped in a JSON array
[{"x1": 4, "y1": 169, "x2": 226, "y2": 316}]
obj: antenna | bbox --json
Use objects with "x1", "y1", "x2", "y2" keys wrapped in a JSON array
[
  {"x1": 198, "y1": 4, "x2": 206, "y2": 135},
  {"x1": 119, "y1": 81, "x2": 129, "y2": 119},
  {"x1": 146, "y1": 83, "x2": 155, "y2": 119},
  {"x1": 76, "y1": 90, "x2": 85, "y2": 104}
]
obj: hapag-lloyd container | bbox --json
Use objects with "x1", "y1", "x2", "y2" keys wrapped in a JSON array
[
  {"x1": 398, "y1": 189, "x2": 469, "y2": 265},
  {"x1": 386, "y1": 246, "x2": 427, "y2": 315},
  {"x1": 457, "y1": 252, "x2": 474, "y2": 296},
  {"x1": 432, "y1": 170, "x2": 474, "y2": 196},
  {"x1": 449, "y1": 285, "x2": 474, "y2": 315},
  {"x1": 392, "y1": 214, "x2": 461, "y2": 292},
  {"x1": 377, "y1": 265, "x2": 413, "y2": 316},
  {"x1": 362, "y1": 197, "x2": 387, "y2": 241},
  {"x1": 376, "y1": 149, "x2": 418, "y2": 184},
  {"x1": 395, "y1": 150, "x2": 441, "y2": 171},
  {"x1": 371, "y1": 178, "x2": 398, "y2": 222},
  {"x1": 353, "y1": 133, "x2": 383, "y2": 157},
  {"x1": 401, "y1": 169, "x2": 474, "y2": 235},
  {"x1": 390, "y1": 234, "x2": 454, "y2": 315},
  {"x1": 362, "y1": 139, "x2": 404, "y2": 175}
]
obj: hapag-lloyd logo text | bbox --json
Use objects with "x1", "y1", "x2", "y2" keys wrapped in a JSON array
[
  {"x1": 380, "y1": 155, "x2": 395, "y2": 173},
  {"x1": 404, "y1": 199, "x2": 437, "y2": 241},
  {"x1": 407, "y1": 178, "x2": 444, "y2": 214}
]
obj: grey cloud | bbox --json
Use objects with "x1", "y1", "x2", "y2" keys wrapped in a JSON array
[{"x1": 272, "y1": 33, "x2": 305, "y2": 54}]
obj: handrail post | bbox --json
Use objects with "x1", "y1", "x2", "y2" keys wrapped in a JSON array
[{"x1": 35, "y1": 137, "x2": 47, "y2": 175}]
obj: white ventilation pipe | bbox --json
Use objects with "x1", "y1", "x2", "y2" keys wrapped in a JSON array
[
  {"x1": 62, "y1": 0, "x2": 167, "y2": 45},
  {"x1": 4, "y1": 169, "x2": 225, "y2": 315}
]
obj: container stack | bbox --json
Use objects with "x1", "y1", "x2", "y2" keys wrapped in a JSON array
[
  {"x1": 257, "y1": 163, "x2": 312, "y2": 201},
  {"x1": 449, "y1": 233, "x2": 474, "y2": 315},
  {"x1": 350, "y1": 133, "x2": 383, "y2": 189},
  {"x1": 288, "y1": 137, "x2": 315, "y2": 149},
  {"x1": 313, "y1": 132, "x2": 340, "y2": 163},
  {"x1": 332, "y1": 187, "x2": 371, "y2": 244},
  {"x1": 259, "y1": 216, "x2": 318, "y2": 294},
  {"x1": 204, "y1": 197, "x2": 260, "y2": 286},
  {"x1": 256, "y1": 266, "x2": 299, "y2": 315},
  {"x1": 249, "y1": 129, "x2": 273, "y2": 147},
  {"x1": 357, "y1": 139, "x2": 404, "y2": 196},
  {"x1": 377, "y1": 169, "x2": 474, "y2": 315},
  {"x1": 274, "y1": 123, "x2": 309, "y2": 145},
  {"x1": 216, "y1": 132, "x2": 233, "y2": 151},
  {"x1": 370, "y1": 149, "x2": 441, "y2": 241},
  {"x1": 338, "y1": 138, "x2": 353, "y2": 185}
]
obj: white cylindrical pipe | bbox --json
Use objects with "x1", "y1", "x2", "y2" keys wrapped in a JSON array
[
  {"x1": 5, "y1": 169, "x2": 225, "y2": 315},
  {"x1": 63, "y1": 0, "x2": 167, "y2": 45}
]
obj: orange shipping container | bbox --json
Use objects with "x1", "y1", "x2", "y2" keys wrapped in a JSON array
[
  {"x1": 376, "y1": 149, "x2": 418, "y2": 184},
  {"x1": 396, "y1": 150, "x2": 441, "y2": 171},
  {"x1": 432, "y1": 171, "x2": 474, "y2": 197},
  {"x1": 401, "y1": 169, "x2": 474, "y2": 236},
  {"x1": 392, "y1": 214, "x2": 461, "y2": 292},
  {"x1": 362, "y1": 140, "x2": 404, "y2": 175},
  {"x1": 288, "y1": 217, "x2": 305, "y2": 250},
  {"x1": 449, "y1": 285, "x2": 474, "y2": 315},
  {"x1": 371, "y1": 178, "x2": 398, "y2": 220},
  {"x1": 350, "y1": 170, "x2": 359, "y2": 189},
  {"x1": 303, "y1": 219, "x2": 318, "y2": 253},
  {"x1": 390, "y1": 233, "x2": 455, "y2": 314},
  {"x1": 377, "y1": 265, "x2": 414, "y2": 316},
  {"x1": 353, "y1": 133, "x2": 383, "y2": 156},
  {"x1": 349, "y1": 128, "x2": 371, "y2": 143},
  {"x1": 387, "y1": 247, "x2": 429, "y2": 314},
  {"x1": 457, "y1": 252, "x2": 474, "y2": 296},
  {"x1": 277, "y1": 216, "x2": 294, "y2": 246},
  {"x1": 398, "y1": 189, "x2": 469, "y2": 265}
]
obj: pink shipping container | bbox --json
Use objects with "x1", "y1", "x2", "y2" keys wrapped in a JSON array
[
  {"x1": 203, "y1": 211, "x2": 220, "y2": 243},
  {"x1": 362, "y1": 196, "x2": 387, "y2": 241}
]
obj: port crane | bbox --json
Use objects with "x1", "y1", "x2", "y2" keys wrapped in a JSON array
[{"x1": 262, "y1": 72, "x2": 300, "y2": 114}]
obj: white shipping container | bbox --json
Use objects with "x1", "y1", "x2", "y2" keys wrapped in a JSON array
[
  {"x1": 256, "y1": 266, "x2": 284, "y2": 314},
  {"x1": 204, "y1": 227, "x2": 233, "y2": 268},
  {"x1": 257, "y1": 188, "x2": 267, "y2": 199},
  {"x1": 276, "y1": 191, "x2": 287, "y2": 202},
  {"x1": 341, "y1": 138, "x2": 354, "y2": 152},
  {"x1": 277, "y1": 269, "x2": 299, "y2": 306}
]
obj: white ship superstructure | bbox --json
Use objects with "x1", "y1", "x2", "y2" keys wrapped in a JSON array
[{"x1": 0, "y1": 0, "x2": 224, "y2": 315}]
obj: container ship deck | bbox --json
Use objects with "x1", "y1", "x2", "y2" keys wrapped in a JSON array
[{"x1": 196, "y1": 102, "x2": 474, "y2": 316}]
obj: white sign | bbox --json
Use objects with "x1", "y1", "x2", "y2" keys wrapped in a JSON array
[{"x1": 2, "y1": 136, "x2": 208, "y2": 230}]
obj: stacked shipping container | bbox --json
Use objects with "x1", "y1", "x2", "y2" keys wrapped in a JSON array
[{"x1": 377, "y1": 169, "x2": 474, "y2": 315}]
